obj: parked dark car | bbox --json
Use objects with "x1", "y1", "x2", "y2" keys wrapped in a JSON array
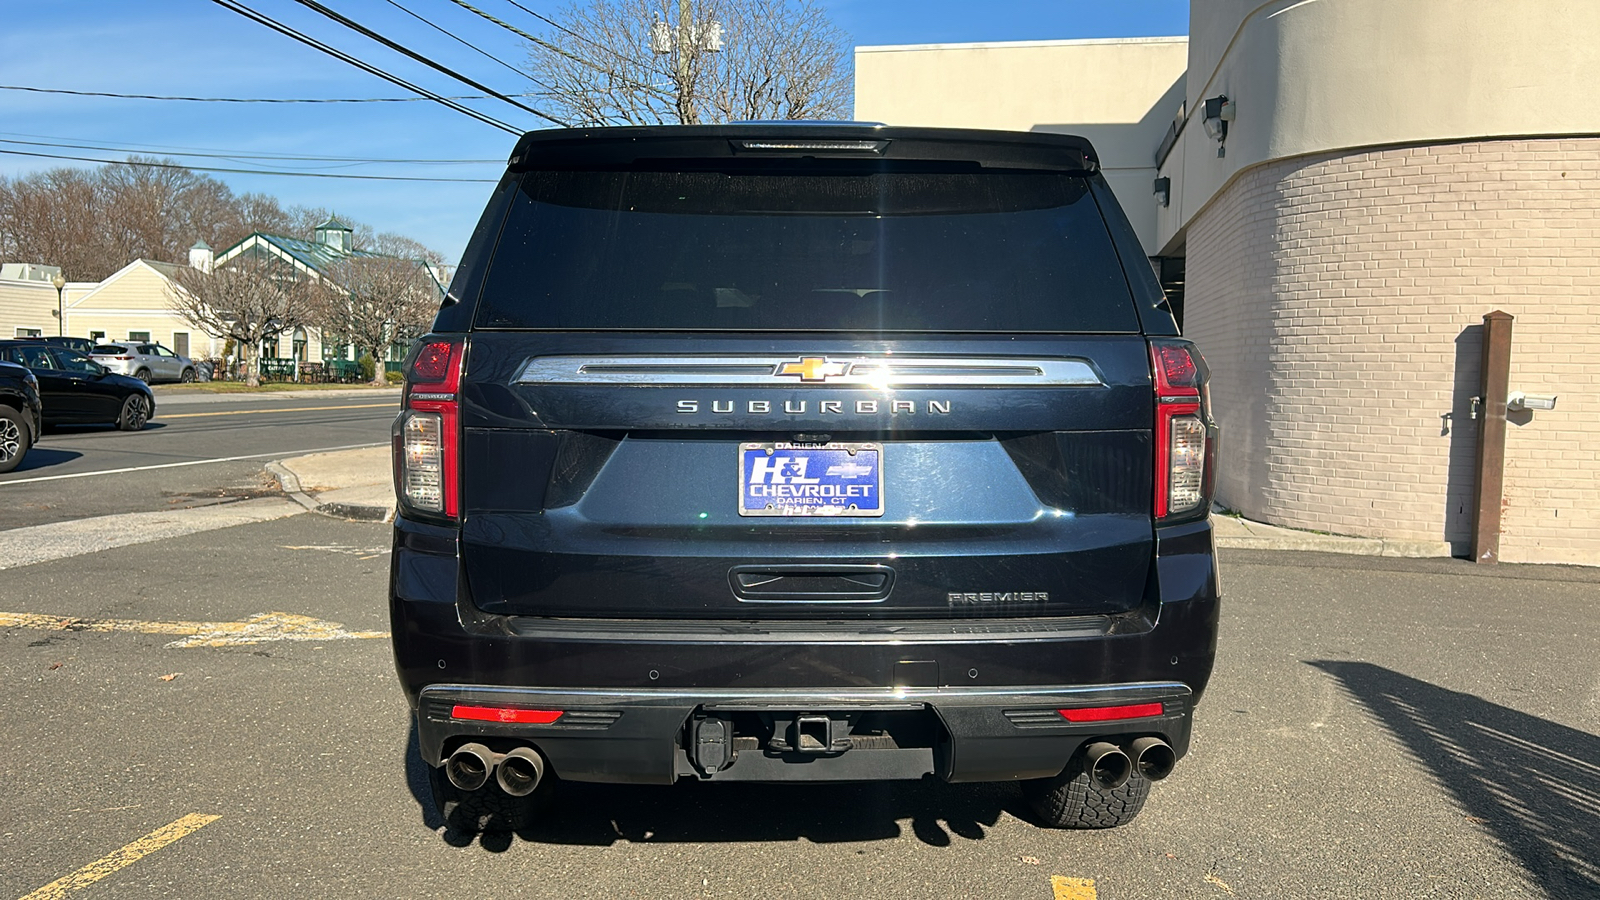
[
  {"x1": 0, "y1": 341, "x2": 155, "y2": 430},
  {"x1": 391, "y1": 125, "x2": 1220, "y2": 834},
  {"x1": 0, "y1": 358, "x2": 43, "y2": 473},
  {"x1": 41, "y1": 336, "x2": 98, "y2": 355}
]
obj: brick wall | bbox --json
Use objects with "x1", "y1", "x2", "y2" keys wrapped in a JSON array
[{"x1": 1184, "y1": 138, "x2": 1600, "y2": 565}]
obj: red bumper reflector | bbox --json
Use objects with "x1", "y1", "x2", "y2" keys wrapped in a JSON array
[
  {"x1": 1057, "y1": 702, "x2": 1164, "y2": 723},
  {"x1": 450, "y1": 705, "x2": 563, "y2": 725}
]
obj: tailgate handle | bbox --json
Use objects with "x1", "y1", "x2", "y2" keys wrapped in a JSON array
[{"x1": 729, "y1": 565, "x2": 894, "y2": 603}]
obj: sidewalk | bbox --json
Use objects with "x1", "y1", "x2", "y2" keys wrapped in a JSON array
[
  {"x1": 270, "y1": 445, "x2": 394, "y2": 522},
  {"x1": 156, "y1": 386, "x2": 402, "y2": 406},
  {"x1": 272, "y1": 447, "x2": 1453, "y2": 557}
]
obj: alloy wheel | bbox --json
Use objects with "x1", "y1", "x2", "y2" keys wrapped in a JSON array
[{"x1": 0, "y1": 417, "x2": 19, "y2": 462}]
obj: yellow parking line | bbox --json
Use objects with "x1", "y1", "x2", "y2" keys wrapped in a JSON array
[
  {"x1": 160, "y1": 402, "x2": 395, "y2": 419},
  {"x1": 18, "y1": 813, "x2": 220, "y2": 900},
  {"x1": 1051, "y1": 875, "x2": 1097, "y2": 900},
  {"x1": 0, "y1": 610, "x2": 388, "y2": 647}
]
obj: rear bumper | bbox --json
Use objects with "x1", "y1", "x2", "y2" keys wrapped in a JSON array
[
  {"x1": 391, "y1": 518, "x2": 1220, "y2": 783},
  {"x1": 416, "y1": 681, "x2": 1194, "y2": 784}
]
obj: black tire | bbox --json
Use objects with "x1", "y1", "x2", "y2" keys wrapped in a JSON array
[
  {"x1": 0, "y1": 406, "x2": 29, "y2": 474},
  {"x1": 118, "y1": 394, "x2": 151, "y2": 431},
  {"x1": 133, "y1": 368, "x2": 152, "y2": 384},
  {"x1": 427, "y1": 763, "x2": 550, "y2": 834},
  {"x1": 1022, "y1": 749, "x2": 1152, "y2": 829},
  {"x1": 180, "y1": 367, "x2": 195, "y2": 383}
]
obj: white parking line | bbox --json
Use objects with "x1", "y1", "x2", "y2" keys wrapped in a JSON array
[
  {"x1": 0, "y1": 498, "x2": 305, "y2": 570},
  {"x1": 0, "y1": 441, "x2": 385, "y2": 486}
]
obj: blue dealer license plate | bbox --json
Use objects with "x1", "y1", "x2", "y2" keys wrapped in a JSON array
[{"x1": 738, "y1": 442, "x2": 883, "y2": 517}]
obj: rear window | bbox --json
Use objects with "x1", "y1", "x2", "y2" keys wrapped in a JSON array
[
  {"x1": 92, "y1": 345, "x2": 126, "y2": 354},
  {"x1": 476, "y1": 167, "x2": 1139, "y2": 333}
]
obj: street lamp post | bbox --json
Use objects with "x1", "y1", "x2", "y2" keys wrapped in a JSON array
[{"x1": 50, "y1": 272, "x2": 66, "y2": 337}]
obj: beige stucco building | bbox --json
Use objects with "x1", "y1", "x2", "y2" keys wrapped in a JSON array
[{"x1": 856, "y1": 0, "x2": 1600, "y2": 564}]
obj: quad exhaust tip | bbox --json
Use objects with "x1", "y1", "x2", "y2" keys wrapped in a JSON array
[
  {"x1": 1083, "y1": 741, "x2": 1132, "y2": 791},
  {"x1": 1129, "y1": 736, "x2": 1176, "y2": 782},
  {"x1": 445, "y1": 742, "x2": 496, "y2": 792},
  {"x1": 496, "y1": 746, "x2": 546, "y2": 797}
]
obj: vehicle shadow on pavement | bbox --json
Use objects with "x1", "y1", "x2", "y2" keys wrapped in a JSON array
[
  {"x1": 404, "y1": 723, "x2": 1023, "y2": 851},
  {"x1": 1308, "y1": 661, "x2": 1600, "y2": 898},
  {"x1": 10, "y1": 447, "x2": 81, "y2": 472}
]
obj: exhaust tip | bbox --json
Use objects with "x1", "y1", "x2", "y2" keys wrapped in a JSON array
[
  {"x1": 1083, "y1": 741, "x2": 1132, "y2": 791},
  {"x1": 496, "y1": 746, "x2": 546, "y2": 797},
  {"x1": 1129, "y1": 736, "x2": 1176, "y2": 781},
  {"x1": 445, "y1": 742, "x2": 496, "y2": 792}
]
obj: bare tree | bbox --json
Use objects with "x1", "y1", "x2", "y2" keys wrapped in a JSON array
[
  {"x1": 168, "y1": 254, "x2": 317, "y2": 387},
  {"x1": 311, "y1": 238, "x2": 444, "y2": 386},
  {"x1": 523, "y1": 0, "x2": 851, "y2": 126}
]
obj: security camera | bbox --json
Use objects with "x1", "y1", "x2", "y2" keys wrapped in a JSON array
[{"x1": 1507, "y1": 392, "x2": 1557, "y2": 412}]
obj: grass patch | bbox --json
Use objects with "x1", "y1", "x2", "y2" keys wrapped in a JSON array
[{"x1": 153, "y1": 382, "x2": 397, "y2": 394}]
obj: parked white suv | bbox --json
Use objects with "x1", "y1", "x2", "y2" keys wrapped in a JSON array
[{"x1": 90, "y1": 342, "x2": 196, "y2": 384}]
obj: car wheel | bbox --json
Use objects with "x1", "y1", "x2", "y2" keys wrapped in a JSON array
[
  {"x1": 118, "y1": 394, "x2": 151, "y2": 431},
  {"x1": 0, "y1": 406, "x2": 30, "y2": 474},
  {"x1": 134, "y1": 368, "x2": 152, "y2": 384},
  {"x1": 427, "y1": 762, "x2": 550, "y2": 834},
  {"x1": 1021, "y1": 748, "x2": 1152, "y2": 829},
  {"x1": 180, "y1": 367, "x2": 195, "y2": 383}
]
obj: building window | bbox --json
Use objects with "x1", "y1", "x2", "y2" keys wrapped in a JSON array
[
  {"x1": 90, "y1": 330, "x2": 105, "y2": 342},
  {"x1": 292, "y1": 327, "x2": 308, "y2": 362},
  {"x1": 173, "y1": 332, "x2": 189, "y2": 358},
  {"x1": 128, "y1": 331, "x2": 151, "y2": 342},
  {"x1": 14, "y1": 327, "x2": 42, "y2": 338}
]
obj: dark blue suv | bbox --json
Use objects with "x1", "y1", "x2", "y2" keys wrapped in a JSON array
[{"x1": 390, "y1": 125, "x2": 1220, "y2": 833}]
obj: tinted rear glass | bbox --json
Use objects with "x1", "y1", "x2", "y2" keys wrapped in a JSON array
[
  {"x1": 476, "y1": 167, "x2": 1139, "y2": 332},
  {"x1": 92, "y1": 345, "x2": 126, "y2": 354}
]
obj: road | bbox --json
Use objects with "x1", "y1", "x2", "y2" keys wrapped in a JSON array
[
  {"x1": 0, "y1": 389, "x2": 398, "y2": 530},
  {"x1": 0, "y1": 397, "x2": 1596, "y2": 899}
]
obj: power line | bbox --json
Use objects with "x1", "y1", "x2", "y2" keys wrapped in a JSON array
[
  {"x1": 0, "y1": 83, "x2": 511, "y2": 104},
  {"x1": 0, "y1": 148, "x2": 498, "y2": 183},
  {"x1": 286, "y1": 0, "x2": 568, "y2": 127},
  {"x1": 378, "y1": 0, "x2": 554, "y2": 93},
  {"x1": 205, "y1": 0, "x2": 524, "y2": 134},
  {"x1": 0, "y1": 135, "x2": 498, "y2": 166},
  {"x1": 500, "y1": 0, "x2": 637, "y2": 70},
  {"x1": 444, "y1": 0, "x2": 672, "y2": 100}
]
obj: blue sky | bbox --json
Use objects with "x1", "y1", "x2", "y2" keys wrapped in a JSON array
[{"x1": 0, "y1": 1, "x2": 1187, "y2": 262}]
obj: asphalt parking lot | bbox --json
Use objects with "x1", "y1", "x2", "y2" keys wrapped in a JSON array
[{"x1": 2, "y1": 504, "x2": 1595, "y2": 899}]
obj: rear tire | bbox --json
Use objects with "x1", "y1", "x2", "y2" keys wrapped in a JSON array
[
  {"x1": 118, "y1": 394, "x2": 150, "y2": 431},
  {"x1": 134, "y1": 368, "x2": 152, "y2": 384},
  {"x1": 1022, "y1": 748, "x2": 1152, "y2": 829},
  {"x1": 0, "y1": 406, "x2": 30, "y2": 474},
  {"x1": 428, "y1": 762, "x2": 550, "y2": 834}
]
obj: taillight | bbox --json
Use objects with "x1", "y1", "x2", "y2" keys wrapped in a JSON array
[
  {"x1": 395, "y1": 337, "x2": 464, "y2": 519},
  {"x1": 1151, "y1": 340, "x2": 1214, "y2": 521}
]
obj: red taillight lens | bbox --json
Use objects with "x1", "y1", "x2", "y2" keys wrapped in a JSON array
[
  {"x1": 412, "y1": 340, "x2": 456, "y2": 385},
  {"x1": 1151, "y1": 340, "x2": 1213, "y2": 520},
  {"x1": 1057, "y1": 702, "x2": 1164, "y2": 723},
  {"x1": 450, "y1": 705, "x2": 563, "y2": 725},
  {"x1": 395, "y1": 336, "x2": 464, "y2": 518}
]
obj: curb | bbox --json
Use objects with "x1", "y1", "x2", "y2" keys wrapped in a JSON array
[{"x1": 265, "y1": 461, "x2": 394, "y2": 523}]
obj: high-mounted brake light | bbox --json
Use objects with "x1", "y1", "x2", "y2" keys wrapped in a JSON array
[
  {"x1": 1151, "y1": 340, "x2": 1214, "y2": 520},
  {"x1": 1057, "y1": 702, "x2": 1164, "y2": 723},
  {"x1": 451, "y1": 705, "x2": 563, "y2": 725},
  {"x1": 395, "y1": 337, "x2": 464, "y2": 518},
  {"x1": 735, "y1": 139, "x2": 888, "y2": 153}
]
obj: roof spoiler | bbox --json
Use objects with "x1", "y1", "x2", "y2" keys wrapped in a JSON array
[{"x1": 507, "y1": 124, "x2": 1099, "y2": 173}]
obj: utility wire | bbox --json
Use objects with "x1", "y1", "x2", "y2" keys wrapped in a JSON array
[
  {"x1": 0, "y1": 148, "x2": 498, "y2": 183},
  {"x1": 205, "y1": 0, "x2": 523, "y2": 134},
  {"x1": 443, "y1": 0, "x2": 673, "y2": 100},
  {"x1": 501, "y1": 0, "x2": 638, "y2": 70},
  {"x1": 378, "y1": 0, "x2": 555, "y2": 94},
  {"x1": 0, "y1": 83, "x2": 514, "y2": 104},
  {"x1": 0, "y1": 135, "x2": 498, "y2": 166},
  {"x1": 287, "y1": 0, "x2": 568, "y2": 126}
]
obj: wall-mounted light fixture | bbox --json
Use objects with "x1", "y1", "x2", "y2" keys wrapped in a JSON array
[
  {"x1": 1153, "y1": 177, "x2": 1171, "y2": 208},
  {"x1": 1202, "y1": 95, "x2": 1235, "y2": 157}
]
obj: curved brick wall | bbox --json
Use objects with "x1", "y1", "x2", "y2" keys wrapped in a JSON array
[{"x1": 1183, "y1": 138, "x2": 1600, "y2": 564}]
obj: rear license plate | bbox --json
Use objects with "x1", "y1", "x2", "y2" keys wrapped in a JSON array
[{"x1": 738, "y1": 442, "x2": 883, "y2": 517}]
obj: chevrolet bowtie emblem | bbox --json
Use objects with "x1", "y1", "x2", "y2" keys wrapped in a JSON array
[{"x1": 775, "y1": 357, "x2": 850, "y2": 382}]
